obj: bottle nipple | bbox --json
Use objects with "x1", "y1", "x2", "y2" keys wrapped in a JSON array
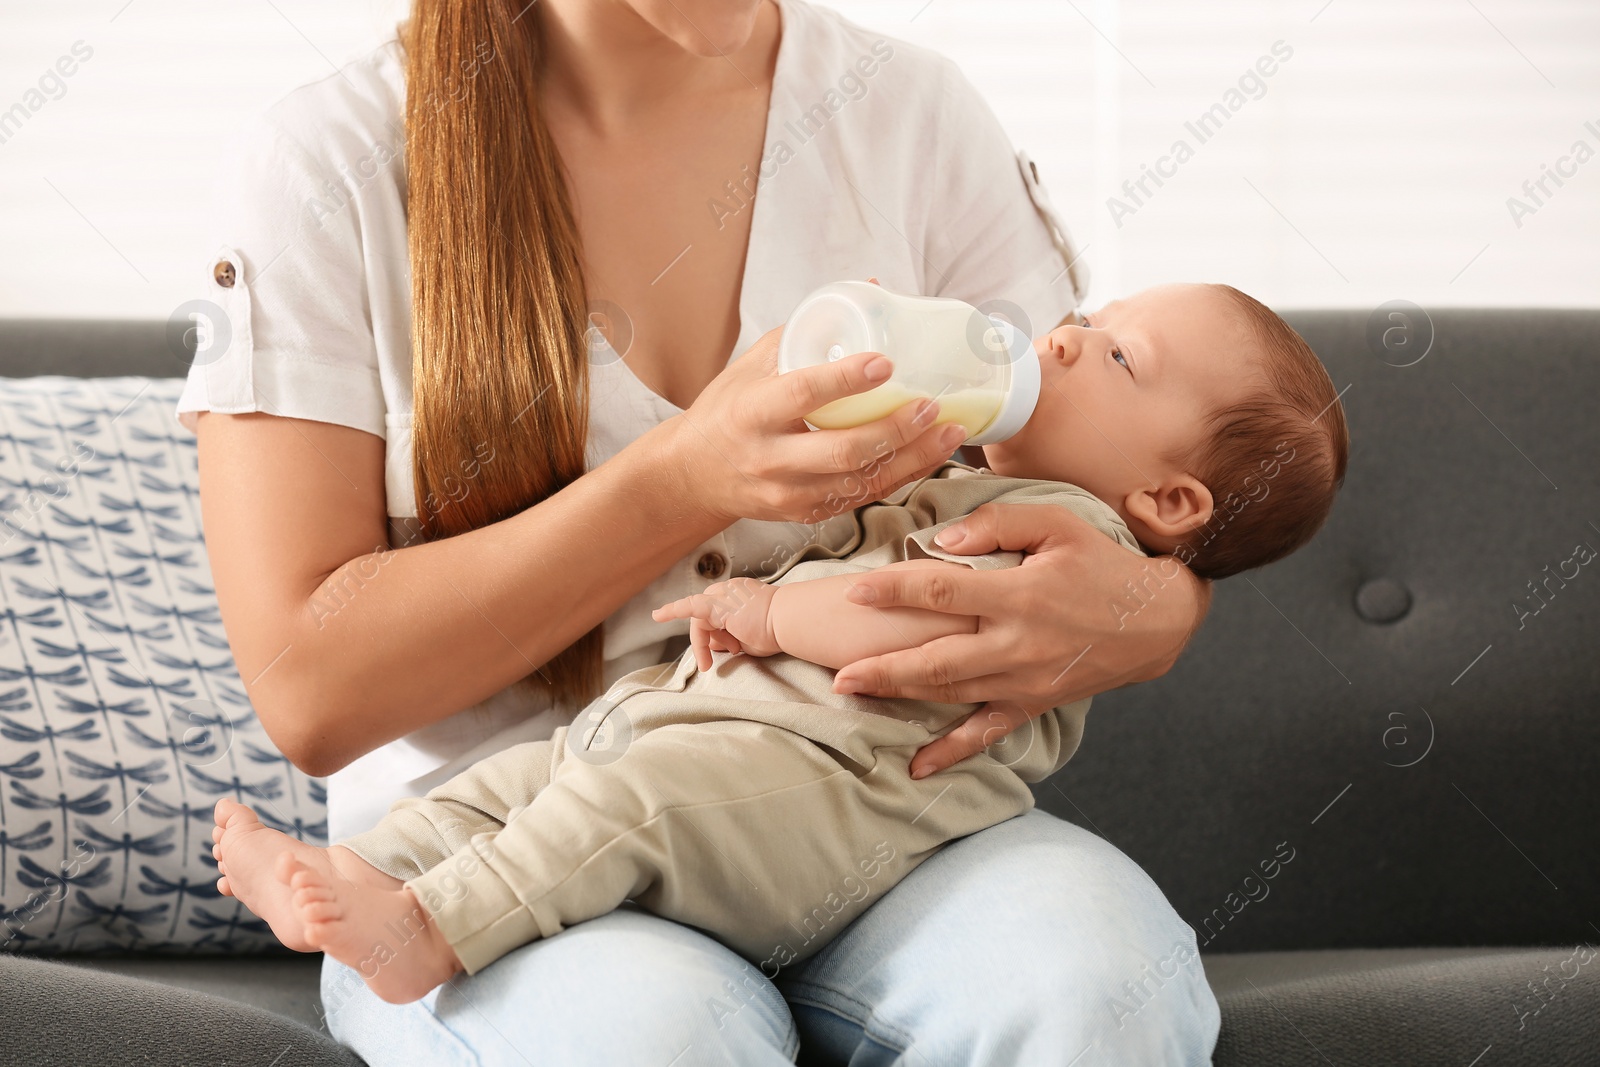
[{"x1": 826, "y1": 343, "x2": 845, "y2": 362}]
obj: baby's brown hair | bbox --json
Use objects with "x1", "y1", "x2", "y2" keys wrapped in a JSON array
[{"x1": 1169, "y1": 286, "x2": 1349, "y2": 580}]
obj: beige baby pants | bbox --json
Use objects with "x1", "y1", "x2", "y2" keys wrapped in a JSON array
[{"x1": 340, "y1": 649, "x2": 1073, "y2": 976}]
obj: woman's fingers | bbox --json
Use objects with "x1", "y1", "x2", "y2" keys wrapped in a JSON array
[
  {"x1": 840, "y1": 501, "x2": 1204, "y2": 711},
  {"x1": 677, "y1": 323, "x2": 973, "y2": 525},
  {"x1": 910, "y1": 700, "x2": 1039, "y2": 779},
  {"x1": 854, "y1": 424, "x2": 966, "y2": 491},
  {"x1": 794, "y1": 404, "x2": 968, "y2": 487},
  {"x1": 834, "y1": 632, "x2": 1009, "y2": 702},
  {"x1": 770, "y1": 348, "x2": 894, "y2": 424},
  {"x1": 923, "y1": 500, "x2": 1098, "y2": 557},
  {"x1": 842, "y1": 558, "x2": 1001, "y2": 617},
  {"x1": 798, "y1": 394, "x2": 940, "y2": 471}
]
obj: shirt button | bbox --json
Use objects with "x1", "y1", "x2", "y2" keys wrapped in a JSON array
[
  {"x1": 213, "y1": 260, "x2": 236, "y2": 288},
  {"x1": 696, "y1": 551, "x2": 728, "y2": 580}
]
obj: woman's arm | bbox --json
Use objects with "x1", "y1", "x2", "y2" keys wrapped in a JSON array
[
  {"x1": 198, "y1": 410, "x2": 721, "y2": 777},
  {"x1": 200, "y1": 334, "x2": 967, "y2": 777}
]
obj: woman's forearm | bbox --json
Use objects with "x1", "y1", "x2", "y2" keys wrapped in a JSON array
[
  {"x1": 769, "y1": 559, "x2": 978, "y2": 671},
  {"x1": 213, "y1": 415, "x2": 726, "y2": 776}
]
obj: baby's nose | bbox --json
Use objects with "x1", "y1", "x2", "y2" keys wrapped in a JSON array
[{"x1": 1046, "y1": 327, "x2": 1080, "y2": 366}]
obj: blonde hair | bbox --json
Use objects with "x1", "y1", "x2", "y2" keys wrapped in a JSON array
[{"x1": 403, "y1": 0, "x2": 604, "y2": 708}]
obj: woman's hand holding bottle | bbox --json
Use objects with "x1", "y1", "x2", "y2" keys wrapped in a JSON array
[{"x1": 667, "y1": 326, "x2": 967, "y2": 526}]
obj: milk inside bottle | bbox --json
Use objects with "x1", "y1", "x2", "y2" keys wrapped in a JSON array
[{"x1": 776, "y1": 281, "x2": 1040, "y2": 445}]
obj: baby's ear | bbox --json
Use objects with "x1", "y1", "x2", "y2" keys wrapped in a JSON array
[{"x1": 1122, "y1": 476, "x2": 1214, "y2": 541}]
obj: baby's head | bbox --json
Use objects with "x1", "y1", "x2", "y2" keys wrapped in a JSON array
[{"x1": 982, "y1": 283, "x2": 1348, "y2": 579}]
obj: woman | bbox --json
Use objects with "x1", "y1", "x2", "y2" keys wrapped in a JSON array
[{"x1": 177, "y1": 0, "x2": 1221, "y2": 1062}]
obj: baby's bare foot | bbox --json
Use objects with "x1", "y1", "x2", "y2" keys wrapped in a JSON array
[
  {"x1": 286, "y1": 856, "x2": 463, "y2": 1004},
  {"x1": 211, "y1": 798, "x2": 399, "y2": 953}
]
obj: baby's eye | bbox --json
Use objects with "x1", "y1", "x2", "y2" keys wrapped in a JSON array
[{"x1": 1082, "y1": 315, "x2": 1131, "y2": 374}]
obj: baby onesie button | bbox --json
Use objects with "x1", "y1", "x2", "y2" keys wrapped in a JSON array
[
  {"x1": 213, "y1": 259, "x2": 236, "y2": 288},
  {"x1": 696, "y1": 552, "x2": 728, "y2": 580}
]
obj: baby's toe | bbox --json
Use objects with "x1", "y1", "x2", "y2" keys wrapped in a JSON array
[
  {"x1": 292, "y1": 884, "x2": 335, "y2": 908},
  {"x1": 216, "y1": 798, "x2": 260, "y2": 831},
  {"x1": 274, "y1": 851, "x2": 306, "y2": 884},
  {"x1": 287, "y1": 865, "x2": 330, "y2": 893},
  {"x1": 299, "y1": 900, "x2": 342, "y2": 926}
]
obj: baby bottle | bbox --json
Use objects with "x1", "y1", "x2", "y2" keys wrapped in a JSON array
[{"x1": 776, "y1": 281, "x2": 1040, "y2": 445}]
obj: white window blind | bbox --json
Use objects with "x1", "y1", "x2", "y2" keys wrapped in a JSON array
[
  {"x1": 820, "y1": 0, "x2": 1600, "y2": 311},
  {"x1": 2, "y1": 0, "x2": 1595, "y2": 319}
]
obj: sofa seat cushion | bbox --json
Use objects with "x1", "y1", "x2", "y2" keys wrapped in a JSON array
[
  {"x1": 66, "y1": 951, "x2": 329, "y2": 1032},
  {"x1": 0, "y1": 952, "x2": 358, "y2": 1066},
  {"x1": 1209, "y1": 947, "x2": 1599, "y2": 1065},
  {"x1": 42, "y1": 946, "x2": 1598, "y2": 1066}
]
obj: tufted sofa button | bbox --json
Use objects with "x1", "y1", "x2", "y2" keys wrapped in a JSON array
[{"x1": 1355, "y1": 577, "x2": 1412, "y2": 624}]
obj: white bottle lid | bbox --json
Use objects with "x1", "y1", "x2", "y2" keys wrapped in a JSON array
[{"x1": 964, "y1": 317, "x2": 1040, "y2": 445}]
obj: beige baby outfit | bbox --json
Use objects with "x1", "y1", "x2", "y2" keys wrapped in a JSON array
[{"x1": 341, "y1": 461, "x2": 1143, "y2": 976}]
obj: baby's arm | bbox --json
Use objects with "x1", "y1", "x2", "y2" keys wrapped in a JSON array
[
  {"x1": 654, "y1": 560, "x2": 979, "y2": 673},
  {"x1": 769, "y1": 559, "x2": 979, "y2": 670}
]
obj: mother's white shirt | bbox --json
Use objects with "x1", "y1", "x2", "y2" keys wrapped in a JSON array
[{"x1": 173, "y1": 0, "x2": 1085, "y2": 841}]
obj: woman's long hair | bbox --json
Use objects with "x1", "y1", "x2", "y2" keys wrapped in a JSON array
[{"x1": 402, "y1": 0, "x2": 605, "y2": 709}]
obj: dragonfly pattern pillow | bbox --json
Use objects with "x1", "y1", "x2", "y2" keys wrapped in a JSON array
[{"x1": 0, "y1": 376, "x2": 325, "y2": 954}]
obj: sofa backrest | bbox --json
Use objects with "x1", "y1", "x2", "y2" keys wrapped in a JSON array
[{"x1": 0, "y1": 321, "x2": 190, "y2": 381}]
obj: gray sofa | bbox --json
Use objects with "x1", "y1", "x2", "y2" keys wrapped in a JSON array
[{"x1": 0, "y1": 310, "x2": 1594, "y2": 1066}]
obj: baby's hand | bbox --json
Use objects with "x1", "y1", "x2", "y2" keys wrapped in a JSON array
[{"x1": 652, "y1": 578, "x2": 781, "y2": 671}]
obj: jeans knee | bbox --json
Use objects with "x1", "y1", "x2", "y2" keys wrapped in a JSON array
[
  {"x1": 1082, "y1": 916, "x2": 1218, "y2": 1065},
  {"x1": 323, "y1": 909, "x2": 800, "y2": 1066},
  {"x1": 983, "y1": 817, "x2": 1219, "y2": 1064},
  {"x1": 822, "y1": 810, "x2": 1219, "y2": 1065},
  {"x1": 488, "y1": 908, "x2": 798, "y2": 1057}
]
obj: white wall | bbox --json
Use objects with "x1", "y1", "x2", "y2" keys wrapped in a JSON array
[{"x1": 2, "y1": 0, "x2": 1595, "y2": 319}]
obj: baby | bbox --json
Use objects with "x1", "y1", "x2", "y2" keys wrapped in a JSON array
[{"x1": 213, "y1": 283, "x2": 1348, "y2": 1004}]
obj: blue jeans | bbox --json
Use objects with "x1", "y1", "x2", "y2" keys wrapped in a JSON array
[{"x1": 320, "y1": 810, "x2": 1220, "y2": 1065}]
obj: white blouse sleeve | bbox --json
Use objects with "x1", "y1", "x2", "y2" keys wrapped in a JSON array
[
  {"x1": 919, "y1": 58, "x2": 1087, "y2": 340},
  {"x1": 173, "y1": 113, "x2": 387, "y2": 438}
]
